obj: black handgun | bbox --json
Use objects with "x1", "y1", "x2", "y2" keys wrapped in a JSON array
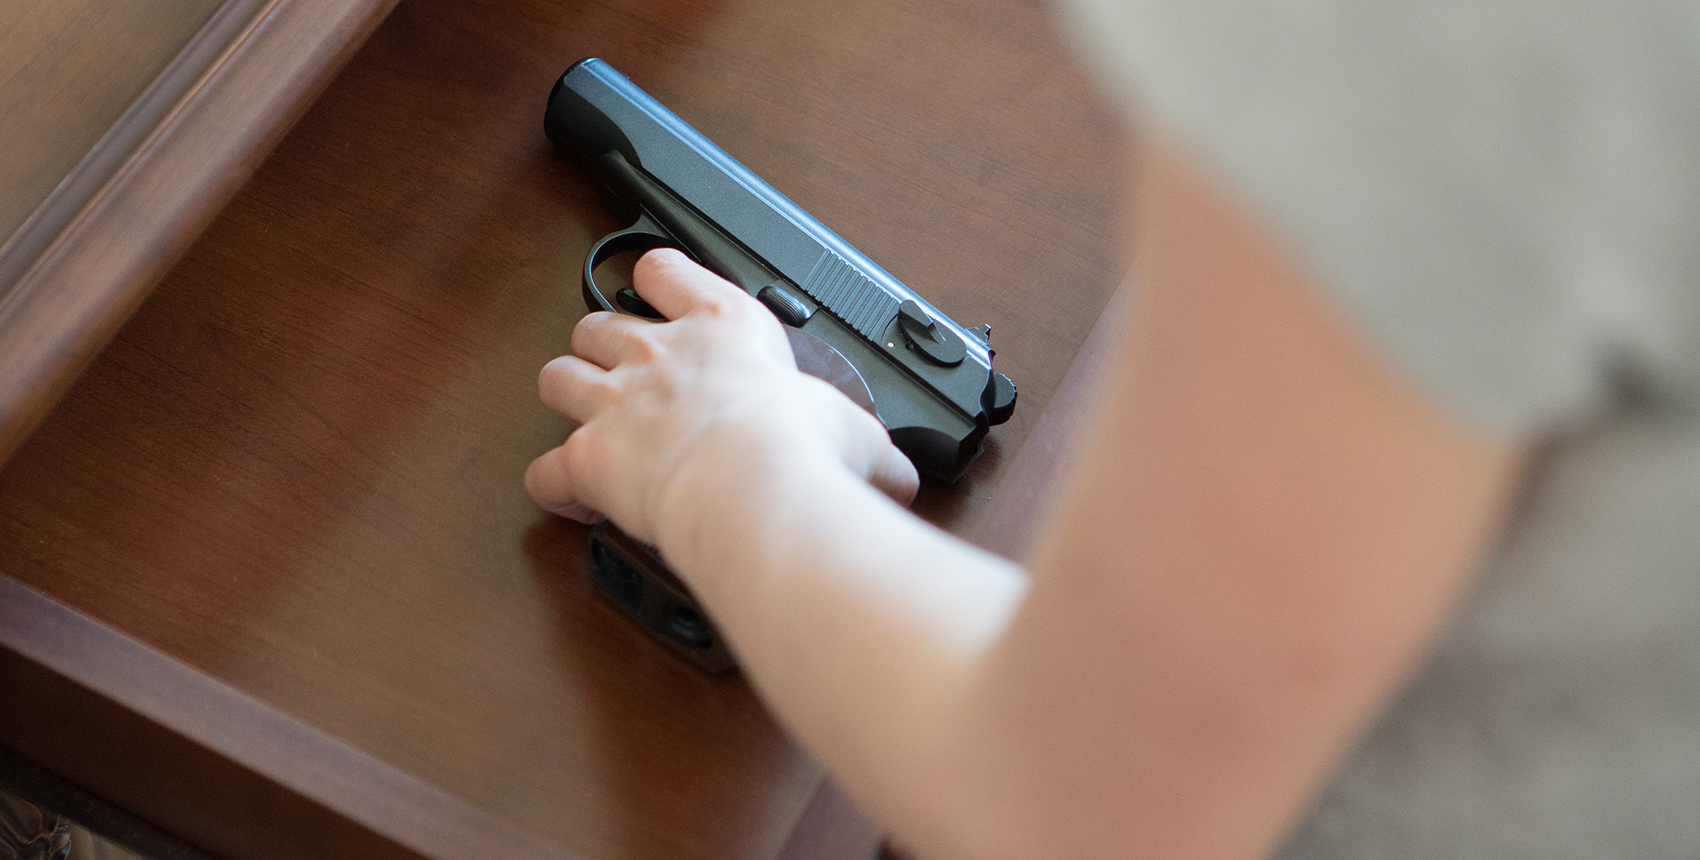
[{"x1": 545, "y1": 58, "x2": 1016, "y2": 668}]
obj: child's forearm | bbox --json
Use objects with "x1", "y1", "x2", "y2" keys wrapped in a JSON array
[{"x1": 659, "y1": 449, "x2": 1028, "y2": 856}]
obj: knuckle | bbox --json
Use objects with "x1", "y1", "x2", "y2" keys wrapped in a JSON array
[
  {"x1": 561, "y1": 428, "x2": 600, "y2": 474},
  {"x1": 699, "y1": 291, "x2": 762, "y2": 324},
  {"x1": 689, "y1": 294, "x2": 732, "y2": 319},
  {"x1": 624, "y1": 329, "x2": 666, "y2": 362},
  {"x1": 585, "y1": 373, "x2": 619, "y2": 403}
]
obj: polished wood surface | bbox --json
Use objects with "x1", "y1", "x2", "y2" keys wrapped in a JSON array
[
  {"x1": 972, "y1": 278, "x2": 1133, "y2": 561},
  {"x1": 0, "y1": 0, "x2": 397, "y2": 472},
  {"x1": 0, "y1": 0, "x2": 221, "y2": 243},
  {"x1": 0, "y1": 575, "x2": 574, "y2": 860},
  {"x1": 0, "y1": 0, "x2": 1130, "y2": 857}
]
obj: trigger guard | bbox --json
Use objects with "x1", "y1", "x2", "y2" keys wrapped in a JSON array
[{"x1": 583, "y1": 225, "x2": 679, "y2": 315}]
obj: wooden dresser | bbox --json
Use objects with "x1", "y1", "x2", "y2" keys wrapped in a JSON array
[{"x1": 0, "y1": 0, "x2": 1130, "y2": 857}]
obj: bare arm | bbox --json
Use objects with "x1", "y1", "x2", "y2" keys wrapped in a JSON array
[{"x1": 527, "y1": 139, "x2": 1522, "y2": 860}]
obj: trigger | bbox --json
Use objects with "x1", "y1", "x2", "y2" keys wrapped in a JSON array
[{"x1": 616, "y1": 288, "x2": 665, "y2": 320}]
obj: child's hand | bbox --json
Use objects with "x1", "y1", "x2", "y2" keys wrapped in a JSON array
[{"x1": 525, "y1": 249, "x2": 918, "y2": 549}]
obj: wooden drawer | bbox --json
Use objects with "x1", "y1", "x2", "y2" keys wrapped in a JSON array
[{"x1": 0, "y1": 1, "x2": 1129, "y2": 857}]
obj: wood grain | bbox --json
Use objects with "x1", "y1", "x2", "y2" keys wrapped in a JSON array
[
  {"x1": 0, "y1": 0, "x2": 266, "y2": 297},
  {"x1": 0, "y1": 575, "x2": 577, "y2": 860},
  {"x1": 0, "y1": 0, "x2": 1131, "y2": 857},
  {"x1": 0, "y1": 0, "x2": 398, "y2": 472},
  {"x1": 971, "y1": 278, "x2": 1134, "y2": 561},
  {"x1": 0, "y1": 0, "x2": 223, "y2": 245}
]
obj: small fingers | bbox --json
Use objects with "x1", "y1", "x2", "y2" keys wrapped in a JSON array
[
  {"x1": 538, "y1": 355, "x2": 616, "y2": 423},
  {"x1": 869, "y1": 445, "x2": 921, "y2": 508},
  {"x1": 524, "y1": 443, "x2": 605, "y2": 524},
  {"x1": 632, "y1": 248, "x2": 753, "y2": 320},
  {"x1": 571, "y1": 311, "x2": 662, "y2": 370},
  {"x1": 797, "y1": 375, "x2": 921, "y2": 508}
]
